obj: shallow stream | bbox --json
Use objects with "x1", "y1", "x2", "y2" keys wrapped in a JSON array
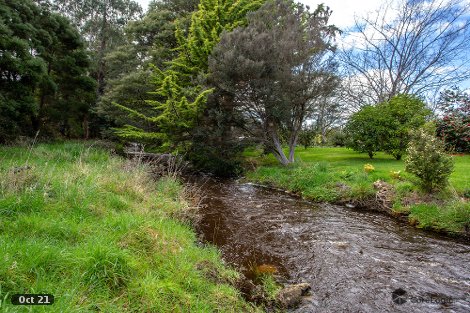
[{"x1": 195, "y1": 179, "x2": 470, "y2": 312}]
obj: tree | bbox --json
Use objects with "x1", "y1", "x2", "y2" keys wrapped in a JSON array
[
  {"x1": 50, "y1": 0, "x2": 142, "y2": 94},
  {"x1": 298, "y1": 125, "x2": 317, "y2": 149},
  {"x1": 437, "y1": 86, "x2": 470, "y2": 115},
  {"x1": 0, "y1": 0, "x2": 46, "y2": 141},
  {"x1": 0, "y1": 0, "x2": 95, "y2": 141},
  {"x1": 33, "y1": 10, "x2": 96, "y2": 138},
  {"x1": 97, "y1": 0, "x2": 198, "y2": 140},
  {"x1": 345, "y1": 94, "x2": 430, "y2": 159},
  {"x1": 436, "y1": 87, "x2": 470, "y2": 152},
  {"x1": 310, "y1": 93, "x2": 346, "y2": 144},
  {"x1": 208, "y1": 0, "x2": 339, "y2": 165},
  {"x1": 341, "y1": 0, "x2": 470, "y2": 108},
  {"x1": 378, "y1": 94, "x2": 431, "y2": 160},
  {"x1": 344, "y1": 105, "x2": 383, "y2": 159},
  {"x1": 405, "y1": 128, "x2": 454, "y2": 192},
  {"x1": 114, "y1": 0, "x2": 265, "y2": 149}
]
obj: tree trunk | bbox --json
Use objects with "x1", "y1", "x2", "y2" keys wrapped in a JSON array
[
  {"x1": 34, "y1": 62, "x2": 52, "y2": 133},
  {"x1": 97, "y1": 6, "x2": 108, "y2": 95},
  {"x1": 270, "y1": 131, "x2": 289, "y2": 165},
  {"x1": 83, "y1": 113, "x2": 89, "y2": 140},
  {"x1": 288, "y1": 132, "x2": 299, "y2": 163}
]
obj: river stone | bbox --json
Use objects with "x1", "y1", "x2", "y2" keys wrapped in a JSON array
[{"x1": 277, "y1": 282, "x2": 311, "y2": 308}]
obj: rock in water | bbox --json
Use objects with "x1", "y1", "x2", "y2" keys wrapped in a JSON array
[{"x1": 277, "y1": 282, "x2": 311, "y2": 308}]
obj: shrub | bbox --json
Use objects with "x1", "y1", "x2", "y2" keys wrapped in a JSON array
[
  {"x1": 379, "y1": 94, "x2": 431, "y2": 160},
  {"x1": 344, "y1": 105, "x2": 382, "y2": 158},
  {"x1": 363, "y1": 164, "x2": 375, "y2": 173},
  {"x1": 328, "y1": 129, "x2": 347, "y2": 147},
  {"x1": 405, "y1": 128, "x2": 454, "y2": 192},
  {"x1": 298, "y1": 126, "x2": 316, "y2": 149},
  {"x1": 345, "y1": 94, "x2": 430, "y2": 159},
  {"x1": 390, "y1": 170, "x2": 402, "y2": 180},
  {"x1": 436, "y1": 114, "x2": 470, "y2": 153},
  {"x1": 436, "y1": 86, "x2": 470, "y2": 153}
]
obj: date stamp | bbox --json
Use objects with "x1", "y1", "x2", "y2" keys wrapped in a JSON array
[{"x1": 11, "y1": 294, "x2": 54, "y2": 305}]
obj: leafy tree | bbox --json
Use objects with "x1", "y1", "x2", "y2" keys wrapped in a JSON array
[
  {"x1": 345, "y1": 94, "x2": 430, "y2": 159},
  {"x1": 209, "y1": 0, "x2": 339, "y2": 165},
  {"x1": 378, "y1": 95, "x2": 431, "y2": 160},
  {"x1": 0, "y1": 0, "x2": 46, "y2": 141},
  {"x1": 0, "y1": 0, "x2": 94, "y2": 141},
  {"x1": 298, "y1": 125, "x2": 317, "y2": 149},
  {"x1": 344, "y1": 105, "x2": 384, "y2": 159},
  {"x1": 34, "y1": 10, "x2": 96, "y2": 138},
  {"x1": 436, "y1": 87, "x2": 470, "y2": 152},
  {"x1": 97, "y1": 0, "x2": 198, "y2": 140},
  {"x1": 327, "y1": 128, "x2": 347, "y2": 147},
  {"x1": 50, "y1": 0, "x2": 142, "y2": 94}
]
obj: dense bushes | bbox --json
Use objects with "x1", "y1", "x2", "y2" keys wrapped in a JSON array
[{"x1": 437, "y1": 115, "x2": 470, "y2": 153}]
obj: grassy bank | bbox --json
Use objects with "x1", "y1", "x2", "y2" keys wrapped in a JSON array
[
  {"x1": 0, "y1": 142, "x2": 259, "y2": 312},
  {"x1": 245, "y1": 147, "x2": 470, "y2": 236}
]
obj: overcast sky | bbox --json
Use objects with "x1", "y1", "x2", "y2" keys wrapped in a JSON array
[{"x1": 136, "y1": 0, "x2": 380, "y2": 29}]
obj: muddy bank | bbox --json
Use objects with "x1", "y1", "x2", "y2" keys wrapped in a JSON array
[{"x1": 195, "y1": 178, "x2": 470, "y2": 312}]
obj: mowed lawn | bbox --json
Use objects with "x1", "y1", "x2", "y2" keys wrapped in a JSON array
[{"x1": 246, "y1": 147, "x2": 469, "y2": 192}]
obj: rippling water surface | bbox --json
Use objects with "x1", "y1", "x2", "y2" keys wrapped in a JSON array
[{"x1": 195, "y1": 179, "x2": 470, "y2": 312}]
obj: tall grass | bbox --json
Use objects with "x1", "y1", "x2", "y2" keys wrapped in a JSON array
[{"x1": 0, "y1": 142, "x2": 259, "y2": 312}]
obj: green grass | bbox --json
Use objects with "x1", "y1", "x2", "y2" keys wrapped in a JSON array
[
  {"x1": 245, "y1": 147, "x2": 470, "y2": 235},
  {"x1": 408, "y1": 202, "x2": 470, "y2": 233},
  {"x1": 0, "y1": 142, "x2": 259, "y2": 312}
]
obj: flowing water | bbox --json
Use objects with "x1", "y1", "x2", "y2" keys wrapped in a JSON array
[{"x1": 195, "y1": 178, "x2": 470, "y2": 312}]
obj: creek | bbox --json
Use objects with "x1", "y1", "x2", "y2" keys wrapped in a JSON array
[{"x1": 195, "y1": 178, "x2": 470, "y2": 312}]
